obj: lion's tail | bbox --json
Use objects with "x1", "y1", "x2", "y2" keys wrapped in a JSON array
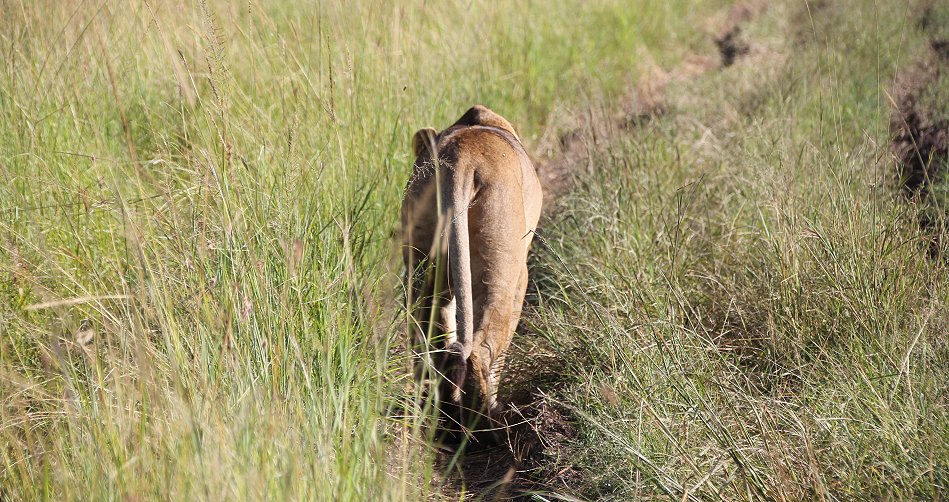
[{"x1": 441, "y1": 161, "x2": 474, "y2": 403}]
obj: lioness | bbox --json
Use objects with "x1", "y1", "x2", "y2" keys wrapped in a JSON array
[{"x1": 402, "y1": 105, "x2": 542, "y2": 427}]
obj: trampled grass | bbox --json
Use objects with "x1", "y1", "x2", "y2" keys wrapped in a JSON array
[{"x1": 1, "y1": 0, "x2": 947, "y2": 500}]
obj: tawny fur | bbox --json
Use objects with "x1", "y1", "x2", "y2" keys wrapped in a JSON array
[{"x1": 402, "y1": 105, "x2": 543, "y2": 420}]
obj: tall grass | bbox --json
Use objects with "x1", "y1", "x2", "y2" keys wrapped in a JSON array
[
  {"x1": 0, "y1": 1, "x2": 722, "y2": 499},
  {"x1": 519, "y1": 0, "x2": 948, "y2": 499}
]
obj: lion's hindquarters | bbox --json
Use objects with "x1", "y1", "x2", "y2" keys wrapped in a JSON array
[
  {"x1": 463, "y1": 182, "x2": 534, "y2": 413},
  {"x1": 402, "y1": 108, "x2": 543, "y2": 434}
]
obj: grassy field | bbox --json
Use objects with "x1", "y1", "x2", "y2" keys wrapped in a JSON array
[
  {"x1": 1, "y1": 0, "x2": 947, "y2": 500},
  {"x1": 518, "y1": 0, "x2": 949, "y2": 499}
]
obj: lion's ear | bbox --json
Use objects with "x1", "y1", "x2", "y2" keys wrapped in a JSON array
[{"x1": 412, "y1": 127, "x2": 438, "y2": 157}]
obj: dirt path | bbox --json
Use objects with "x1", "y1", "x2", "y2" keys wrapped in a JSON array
[{"x1": 432, "y1": 3, "x2": 769, "y2": 500}]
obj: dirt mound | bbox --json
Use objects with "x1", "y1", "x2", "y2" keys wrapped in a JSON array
[
  {"x1": 891, "y1": 40, "x2": 949, "y2": 194},
  {"x1": 714, "y1": 0, "x2": 764, "y2": 66},
  {"x1": 715, "y1": 27, "x2": 751, "y2": 67},
  {"x1": 890, "y1": 39, "x2": 949, "y2": 255}
]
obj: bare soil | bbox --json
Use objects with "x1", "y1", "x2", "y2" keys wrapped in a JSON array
[{"x1": 891, "y1": 40, "x2": 949, "y2": 193}]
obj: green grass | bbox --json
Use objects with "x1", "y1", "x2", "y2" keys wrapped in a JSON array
[
  {"x1": 0, "y1": 1, "x2": 719, "y2": 500},
  {"x1": 518, "y1": 0, "x2": 949, "y2": 499},
  {"x1": 2, "y1": 0, "x2": 947, "y2": 500}
]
